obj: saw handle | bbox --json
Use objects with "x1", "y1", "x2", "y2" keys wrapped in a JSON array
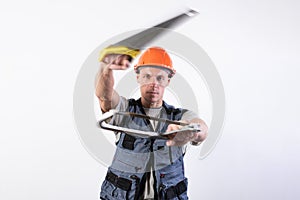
[{"x1": 98, "y1": 46, "x2": 140, "y2": 62}]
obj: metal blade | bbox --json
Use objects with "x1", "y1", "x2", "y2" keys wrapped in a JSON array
[
  {"x1": 113, "y1": 9, "x2": 198, "y2": 49},
  {"x1": 98, "y1": 110, "x2": 201, "y2": 138}
]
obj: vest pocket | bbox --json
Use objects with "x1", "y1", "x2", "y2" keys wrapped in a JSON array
[
  {"x1": 100, "y1": 170, "x2": 140, "y2": 200},
  {"x1": 100, "y1": 171, "x2": 133, "y2": 200},
  {"x1": 100, "y1": 180, "x2": 129, "y2": 200},
  {"x1": 159, "y1": 178, "x2": 188, "y2": 200},
  {"x1": 111, "y1": 147, "x2": 149, "y2": 173}
]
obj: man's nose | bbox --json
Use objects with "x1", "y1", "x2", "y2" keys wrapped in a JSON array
[{"x1": 146, "y1": 78, "x2": 159, "y2": 88}]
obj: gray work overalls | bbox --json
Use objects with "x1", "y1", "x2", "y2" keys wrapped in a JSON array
[{"x1": 100, "y1": 98, "x2": 188, "y2": 200}]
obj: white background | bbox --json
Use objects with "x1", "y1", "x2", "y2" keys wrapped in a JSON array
[{"x1": 1, "y1": 0, "x2": 300, "y2": 199}]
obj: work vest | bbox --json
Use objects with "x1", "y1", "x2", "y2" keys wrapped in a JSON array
[{"x1": 100, "y1": 98, "x2": 188, "y2": 200}]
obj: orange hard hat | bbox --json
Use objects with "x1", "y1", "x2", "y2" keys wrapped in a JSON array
[{"x1": 134, "y1": 47, "x2": 176, "y2": 77}]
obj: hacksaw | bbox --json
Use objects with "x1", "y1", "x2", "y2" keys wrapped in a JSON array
[{"x1": 98, "y1": 110, "x2": 201, "y2": 139}]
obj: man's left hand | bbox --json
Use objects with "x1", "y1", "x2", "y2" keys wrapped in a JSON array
[{"x1": 165, "y1": 120, "x2": 208, "y2": 146}]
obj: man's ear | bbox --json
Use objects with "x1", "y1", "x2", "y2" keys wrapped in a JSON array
[
  {"x1": 136, "y1": 75, "x2": 140, "y2": 83},
  {"x1": 166, "y1": 78, "x2": 170, "y2": 86}
]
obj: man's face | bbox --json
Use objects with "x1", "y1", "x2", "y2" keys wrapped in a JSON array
[{"x1": 137, "y1": 67, "x2": 170, "y2": 107}]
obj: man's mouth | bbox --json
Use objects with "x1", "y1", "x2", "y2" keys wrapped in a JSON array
[{"x1": 147, "y1": 91, "x2": 159, "y2": 95}]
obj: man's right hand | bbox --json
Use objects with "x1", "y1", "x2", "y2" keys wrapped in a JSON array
[{"x1": 101, "y1": 54, "x2": 132, "y2": 70}]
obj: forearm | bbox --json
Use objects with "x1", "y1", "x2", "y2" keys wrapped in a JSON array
[{"x1": 95, "y1": 62, "x2": 120, "y2": 112}]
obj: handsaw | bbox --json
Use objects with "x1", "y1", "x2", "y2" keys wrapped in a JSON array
[{"x1": 98, "y1": 8, "x2": 198, "y2": 61}]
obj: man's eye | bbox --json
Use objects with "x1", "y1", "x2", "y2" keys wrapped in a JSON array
[
  {"x1": 157, "y1": 76, "x2": 164, "y2": 81},
  {"x1": 146, "y1": 75, "x2": 151, "y2": 79}
]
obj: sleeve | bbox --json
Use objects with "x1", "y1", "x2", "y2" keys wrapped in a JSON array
[
  {"x1": 181, "y1": 109, "x2": 199, "y2": 122},
  {"x1": 107, "y1": 96, "x2": 129, "y2": 141},
  {"x1": 109, "y1": 96, "x2": 129, "y2": 125}
]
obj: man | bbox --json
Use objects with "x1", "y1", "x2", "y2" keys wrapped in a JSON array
[{"x1": 95, "y1": 46, "x2": 208, "y2": 199}]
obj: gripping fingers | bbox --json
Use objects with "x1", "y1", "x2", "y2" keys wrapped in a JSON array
[
  {"x1": 103, "y1": 54, "x2": 132, "y2": 70},
  {"x1": 166, "y1": 123, "x2": 199, "y2": 146},
  {"x1": 167, "y1": 131, "x2": 198, "y2": 146}
]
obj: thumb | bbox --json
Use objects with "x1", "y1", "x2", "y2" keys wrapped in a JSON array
[{"x1": 166, "y1": 140, "x2": 175, "y2": 146}]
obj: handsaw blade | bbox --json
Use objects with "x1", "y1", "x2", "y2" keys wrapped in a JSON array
[
  {"x1": 99, "y1": 9, "x2": 198, "y2": 61},
  {"x1": 113, "y1": 9, "x2": 198, "y2": 49}
]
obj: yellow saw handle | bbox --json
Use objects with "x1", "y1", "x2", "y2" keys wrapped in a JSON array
[{"x1": 98, "y1": 46, "x2": 140, "y2": 62}]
